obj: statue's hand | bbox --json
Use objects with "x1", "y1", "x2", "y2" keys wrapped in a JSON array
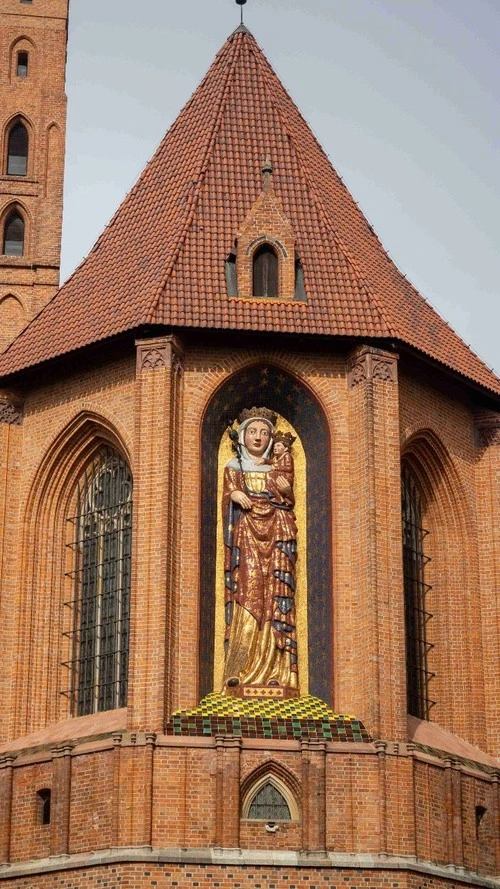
[
  {"x1": 275, "y1": 475, "x2": 292, "y2": 495},
  {"x1": 231, "y1": 490, "x2": 253, "y2": 510}
]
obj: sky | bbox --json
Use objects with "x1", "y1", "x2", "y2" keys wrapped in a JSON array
[{"x1": 62, "y1": 0, "x2": 499, "y2": 374}]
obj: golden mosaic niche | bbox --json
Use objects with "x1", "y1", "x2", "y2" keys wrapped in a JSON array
[{"x1": 213, "y1": 413, "x2": 308, "y2": 693}]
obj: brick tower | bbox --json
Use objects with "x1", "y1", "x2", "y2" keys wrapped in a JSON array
[
  {"x1": 0, "y1": 0, "x2": 68, "y2": 351},
  {"x1": 0, "y1": 20, "x2": 498, "y2": 889}
]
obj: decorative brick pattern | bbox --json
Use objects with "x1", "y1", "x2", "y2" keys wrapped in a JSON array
[
  {"x1": 165, "y1": 694, "x2": 372, "y2": 742},
  {"x1": 474, "y1": 409, "x2": 500, "y2": 447},
  {"x1": 347, "y1": 345, "x2": 398, "y2": 388},
  {"x1": 0, "y1": 397, "x2": 23, "y2": 425}
]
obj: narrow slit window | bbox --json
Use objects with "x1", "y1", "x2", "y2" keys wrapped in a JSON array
[
  {"x1": 248, "y1": 783, "x2": 291, "y2": 821},
  {"x1": 3, "y1": 212, "x2": 25, "y2": 256},
  {"x1": 402, "y1": 464, "x2": 434, "y2": 719},
  {"x1": 17, "y1": 51, "x2": 29, "y2": 77},
  {"x1": 253, "y1": 244, "x2": 278, "y2": 298},
  {"x1": 7, "y1": 122, "x2": 29, "y2": 175},
  {"x1": 37, "y1": 789, "x2": 51, "y2": 825}
]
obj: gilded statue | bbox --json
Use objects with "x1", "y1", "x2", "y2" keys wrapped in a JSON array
[{"x1": 222, "y1": 407, "x2": 299, "y2": 694}]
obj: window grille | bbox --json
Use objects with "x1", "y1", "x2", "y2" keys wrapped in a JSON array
[
  {"x1": 253, "y1": 244, "x2": 278, "y2": 297},
  {"x1": 402, "y1": 464, "x2": 435, "y2": 719},
  {"x1": 3, "y1": 212, "x2": 25, "y2": 256},
  {"x1": 248, "y1": 783, "x2": 291, "y2": 821},
  {"x1": 17, "y1": 51, "x2": 28, "y2": 77},
  {"x1": 7, "y1": 122, "x2": 28, "y2": 175},
  {"x1": 64, "y1": 447, "x2": 132, "y2": 716}
]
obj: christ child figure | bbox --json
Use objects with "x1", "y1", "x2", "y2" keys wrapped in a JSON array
[{"x1": 269, "y1": 430, "x2": 296, "y2": 502}]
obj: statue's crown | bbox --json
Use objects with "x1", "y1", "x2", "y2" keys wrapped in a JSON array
[
  {"x1": 273, "y1": 430, "x2": 296, "y2": 449},
  {"x1": 238, "y1": 406, "x2": 277, "y2": 426}
]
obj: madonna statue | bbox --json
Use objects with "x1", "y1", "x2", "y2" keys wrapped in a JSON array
[{"x1": 222, "y1": 407, "x2": 299, "y2": 695}]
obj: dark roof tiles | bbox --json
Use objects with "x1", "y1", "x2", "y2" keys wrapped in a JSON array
[{"x1": 0, "y1": 28, "x2": 498, "y2": 396}]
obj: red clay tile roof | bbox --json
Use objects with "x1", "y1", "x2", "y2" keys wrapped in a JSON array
[{"x1": 0, "y1": 27, "x2": 498, "y2": 396}]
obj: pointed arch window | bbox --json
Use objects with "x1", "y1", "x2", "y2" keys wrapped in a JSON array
[
  {"x1": 248, "y1": 782, "x2": 292, "y2": 821},
  {"x1": 66, "y1": 447, "x2": 133, "y2": 716},
  {"x1": 7, "y1": 121, "x2": 29, "y2": 175},
  {"x1": 253, "y1": 244, "x2": 278, "y2": 298},
  {"x1": 3, "y1": 211, "x2": 25, "y2": 256},
  {"x1": 401, "y1": 463, "x2": 433, "y2": 719}
]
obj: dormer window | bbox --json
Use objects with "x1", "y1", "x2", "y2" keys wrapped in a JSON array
[
  {"x1": 253, "y1": 244, "x2": 278, "y2": 298},
  {"x1": 7, "y1": 122, "x2": 29, "y2": 176},
  {"x1": 17, "y1": 51, "x2": 29, "y2": 77}
]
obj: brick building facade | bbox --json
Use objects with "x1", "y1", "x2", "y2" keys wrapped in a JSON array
[
  {"x1": 0, "y1": 0, "x2": 67, "y2": 351},
  {"x1": 0, "y1": 5, "x2": 498, "y2": 888}
]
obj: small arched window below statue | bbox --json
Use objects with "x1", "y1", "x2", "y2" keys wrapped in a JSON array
[
  {"x1": 247, "y1": 782, "x2": 292, "y2": 821},
  {"x1": 253, "y1": 244, "x2": 278, "y2": 298}
]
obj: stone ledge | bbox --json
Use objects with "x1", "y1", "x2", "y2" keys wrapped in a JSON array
[{"x1": 0, "y1": 848, "x2": 497, "y2": 887}]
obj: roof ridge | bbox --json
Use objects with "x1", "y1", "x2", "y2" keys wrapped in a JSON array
[
  {"x1": 146, "y1": 31, "x2": 243, "y2": 324},
  {"x1": 252, "y1": 38, "x2": 393, "y2": 337}
]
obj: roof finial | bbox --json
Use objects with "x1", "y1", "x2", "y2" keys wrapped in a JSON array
[
  {"x1": 262, "y1": 154, "x2": 273, "y2": 191},
  {"x1": 236, "y1": 0, "x2": 247, "y2": 26}
]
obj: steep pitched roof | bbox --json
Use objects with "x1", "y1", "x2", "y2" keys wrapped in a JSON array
[{"x1": 0, "y1": 26, "x2": 498, "y2": 396}]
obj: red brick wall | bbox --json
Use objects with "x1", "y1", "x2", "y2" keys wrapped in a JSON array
[
  {"x1": 0, "y1": 337, "x2": 498, "y2": 885},
  {"x1": 0, "y1": 0, "x2": 68, "y2": 350},
  {"x1": 0, "y1": 862, "x2": 495, "y2": 889}
]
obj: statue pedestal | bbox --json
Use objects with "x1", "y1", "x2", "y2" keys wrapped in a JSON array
[{"x1": 224, "y1": 683, "x2": 300, "y2": 700}]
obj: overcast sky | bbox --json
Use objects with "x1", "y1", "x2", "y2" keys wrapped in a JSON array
[{"x1": 62, "y1": 0, "x2": 499, "y2": 374}]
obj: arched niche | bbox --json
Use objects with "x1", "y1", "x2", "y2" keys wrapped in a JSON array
[
  {"x1": 199, "y1": 363, "x2": 333, "y2": 703},
  {"x1": 14, "y1": 411, "x2": 132, "y2": 735},
  {"x1": 9, "y1": 35, "x2": 36, "y2": 81},
  {"x1": 241, "y1": 760, "x2": 301, "y2": 822},
  {"x1": 0, "y1": 294, "x2": 26, "y2": 348},
  {"x1": 401, "y1": 428, "x2": 479, "y2": 735}
]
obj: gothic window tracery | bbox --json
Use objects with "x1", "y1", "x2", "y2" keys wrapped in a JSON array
[
  {"x1": 247, "y1": 782, "x2": 292, "y2": 821},
  {"x1": 66, "y1": 446, "x2": 133, "y2": 716}
]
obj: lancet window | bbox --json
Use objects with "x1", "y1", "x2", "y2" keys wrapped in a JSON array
[
  {"x1": 66, "y1": 446, "x2": 132, "y2": 716},
  {"x1": 2, "y1": 211, "x2": 25, "y2": 256},
  {"x1": 7, "y1": 121, "x2": 29, "y2": 175},
  {"x1": 401, "y1": 463, "x2": 434, "y2": 719}
]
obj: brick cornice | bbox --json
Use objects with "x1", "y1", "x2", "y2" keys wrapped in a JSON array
[{"x1": 347, "y1": 345, "x2": 398, "y2": 389}]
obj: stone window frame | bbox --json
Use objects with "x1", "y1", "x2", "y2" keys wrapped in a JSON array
[{"x1": 241, "y1": 773, "x2": 299, "y2": 822}]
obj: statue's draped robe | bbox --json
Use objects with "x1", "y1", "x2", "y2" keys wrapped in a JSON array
[{"x1": 222, "y1": 464, "x2": 298, "y2": 688}]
